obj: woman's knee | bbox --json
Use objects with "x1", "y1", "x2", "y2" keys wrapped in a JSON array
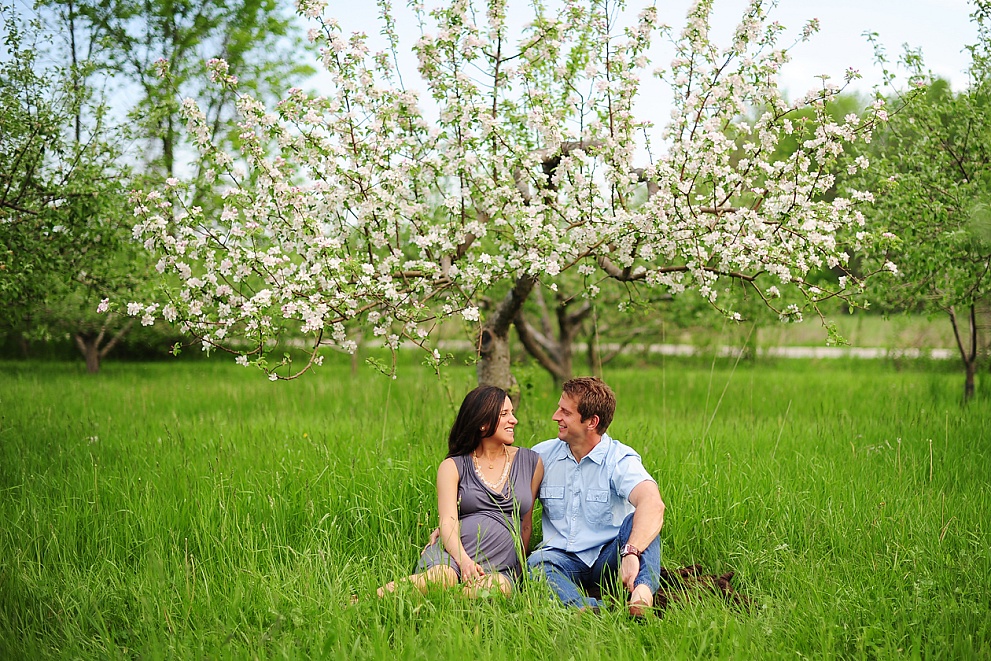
[
  {"x1": 423, "y1": 564, "x2": 459, "y2": 587},
  {"x1": 493, "y1": 573, "x2": 513, "y2": 596},
  {"x1": 471, "y1": 573, "x2": 513, "y2": 597}
]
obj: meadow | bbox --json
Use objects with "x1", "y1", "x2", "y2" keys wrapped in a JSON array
[{"x1": 1, "y1": 353, "x2": 989, "y2": 659}]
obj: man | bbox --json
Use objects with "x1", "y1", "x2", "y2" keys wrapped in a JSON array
[{"x1": 527, "y1": 377, "x2": 664, "y2": 616}]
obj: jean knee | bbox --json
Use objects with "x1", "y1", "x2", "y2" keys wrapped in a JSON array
[
  {"x1": 619, "y1": 511, "x2": 636, "y2": 535},
  {"x1": 528, "y1": 549, "x2": 582, "y2": 583},
  {"x1": 526, "y1": 549, "x2": 559, "y2": 577}
]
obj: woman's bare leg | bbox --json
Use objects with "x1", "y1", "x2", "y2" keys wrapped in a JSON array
[
  {"x1": 462, "y1": 572, "x2": 513, "y2": 598},
  {"x1": 376, "y1": 565, "x2": 459, "y2": 597}
]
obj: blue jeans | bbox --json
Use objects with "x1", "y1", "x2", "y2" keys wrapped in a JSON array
[{"x1": 526, "y1": 512, "x2": 661, "y2": 609}]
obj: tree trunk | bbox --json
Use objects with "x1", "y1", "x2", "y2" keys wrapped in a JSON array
[
  {"x1": 965, "y1": 359, "x2": 976, "y2": 401},
  {"x1": 553, "y1": 297, "x2": 589, "y2": 380},
  {"x1": 978, "y1": 297, "x2": 991, "y2": 375},
  {"x1": 72, "y1": 318, "x2": 134, "y2": 374},
  {"x1": 948, "y1": 304, "x2": 979, "y2": 402},
  {"x1": 477, "y1": 325, "x2": 515, "y2": 392},
  {"x1": 75, "y1": 334, "x2": 102, "y2": 373},
  {"x1": 558, "y1": 337, "x2": 574, "y2": 383},
  {"x1": 587, "y1": 338, "x2": 601, "y2": 377},
  {"x1": 476, "y1": 274, "x2": 537, "y2": 402},
  {"x1": 17, "y1": 333, "x2": 30, "y2": 359}
]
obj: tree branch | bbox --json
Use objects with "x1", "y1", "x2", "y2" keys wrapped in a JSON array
[
  {"x1": 597, "y1": 256, "x2": 758, "y2": 283},
  {"x1": 488, "y1": 273, "x2": 537, "y2": 336},
  {"x1": 597, "y1": 256, "x2": 648, "y2": 281},
  {"x1": 98, "y1": 317, "x2": 135, "y2": 359},
  {"x1": 513, "y1": 310, "x2": 566, "y2": 381}
]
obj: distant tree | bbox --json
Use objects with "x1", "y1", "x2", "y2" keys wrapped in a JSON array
[
  {"x1": 513, "y1": 280, "x2": 594, "y2": 384},
  {"x1": 515, "y1": 274, "x2": 689, "y2": 382},
  {"x1": 51, "y1": 0, "x2": 313, "y2": 184},
  {"x1": 0, "y1": 5, "x2": 143, "y2": 371},
  {"x1": 848, "y1": 12, "x2": 991, "y2": 400},
  {"x1": 122, "y1": 0, "x2": 893, "y2": 390},
  {"x1": 0, "y1": 0, "x2": 315, "y2": 369}
]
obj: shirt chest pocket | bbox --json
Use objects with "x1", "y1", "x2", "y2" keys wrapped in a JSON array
[
  {"x1": 539, "y1": 486, "x2": 566, "y2": 519},
  {"x1": 584, "y1": 489, "x2": 612, "y2": 525}
]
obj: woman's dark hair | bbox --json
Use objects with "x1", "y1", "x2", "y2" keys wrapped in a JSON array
[{"x1": 447, "y1": 386, "x2": 508, "y2": 458}]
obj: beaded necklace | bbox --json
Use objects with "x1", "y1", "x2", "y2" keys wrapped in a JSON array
[{"x1": 472, "y1": 445, "x2": 511, "y2": 495}]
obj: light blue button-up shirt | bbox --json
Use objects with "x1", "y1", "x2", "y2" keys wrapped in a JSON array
[{"x1": 532, "y1": 433, "x2": 655, "y2": 566}]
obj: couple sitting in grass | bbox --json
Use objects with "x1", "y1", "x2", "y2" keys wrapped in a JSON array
[{"x1": 375, "y1": 377, "x2": 665, "y2": 616}]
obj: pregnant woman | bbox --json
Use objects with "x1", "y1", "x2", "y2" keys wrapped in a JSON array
[{"x1": 377, "y1": 385, "x2": 543, "y2": 597}]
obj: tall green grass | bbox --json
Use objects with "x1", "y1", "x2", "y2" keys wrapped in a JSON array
[{"x1": 1, "y1": 356, "x2": 988, "y2": 659}]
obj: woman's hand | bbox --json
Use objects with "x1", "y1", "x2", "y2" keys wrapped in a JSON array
[
  {"x1": 459, "y1": 558, "x2": 486, "y2": 585},
  {"x1": 423, "y1": 527, "x2": 440, "y2": 550}
]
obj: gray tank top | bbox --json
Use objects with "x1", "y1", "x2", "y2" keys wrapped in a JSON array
[{"x1": 417, "y1": 447, "x2": 540, "y2": 580}]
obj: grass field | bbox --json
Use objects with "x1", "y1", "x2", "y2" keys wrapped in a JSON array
[{"x1": 1, "y1": 354, "x2": 989, "y2": 659}]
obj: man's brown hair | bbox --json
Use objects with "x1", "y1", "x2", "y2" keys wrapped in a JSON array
[{"x1": 562, "y1": 377, "x2": 616, "y2": 434}]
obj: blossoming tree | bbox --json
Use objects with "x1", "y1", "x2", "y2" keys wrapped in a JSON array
[{"x1": 124, "y1": 0, "x2": 891, "y2": 390}]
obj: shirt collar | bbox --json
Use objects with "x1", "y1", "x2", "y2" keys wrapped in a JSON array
[
  {"x1": 585, "y1": 433, "x2": 612, "y2": 465},
  {"x1": 557, "y1": 433, "x2": 611, "y2": 464}
]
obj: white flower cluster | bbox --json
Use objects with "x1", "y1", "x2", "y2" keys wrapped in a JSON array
[{"x1": 121, "y1": 0, "x2": 888, "y2": 379}]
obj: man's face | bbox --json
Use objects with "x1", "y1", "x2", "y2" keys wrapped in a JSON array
[{"x1": 552, "y1": 393, "x2": 592, "y2": 445}]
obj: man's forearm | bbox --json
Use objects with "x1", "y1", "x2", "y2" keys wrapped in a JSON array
[{"x1": 626, "y1": 496, "x2": 664, "y2": 552}]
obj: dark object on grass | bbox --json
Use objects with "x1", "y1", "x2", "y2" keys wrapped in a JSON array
[{"x1": 653, "y1": 564, "x2": 753, "y2": 615}]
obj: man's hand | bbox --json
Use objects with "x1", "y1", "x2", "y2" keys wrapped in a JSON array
[{"x1": 620, "y1": 553, "x2": 641, "y2": 592}]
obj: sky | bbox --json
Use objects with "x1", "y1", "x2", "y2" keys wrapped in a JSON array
[
  {"x1": 321, "y1": 0, "x2": 980, "y2": 99},
  {"x1": 743, "y1": 0, "x2": 978, "y2": 94}
]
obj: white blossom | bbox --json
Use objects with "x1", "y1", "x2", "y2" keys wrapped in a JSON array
[{"x1": 121, "y1": 0, "x2": 887, "y2": 379}]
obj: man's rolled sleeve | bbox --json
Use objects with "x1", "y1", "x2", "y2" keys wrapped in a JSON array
[{"x1": 611, "y1": 452, "x2": 654, "y2": 502}]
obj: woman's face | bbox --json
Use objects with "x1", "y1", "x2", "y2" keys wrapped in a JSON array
[{"x1": 486, "y1": 396, "x2": 518, "y2": 446}]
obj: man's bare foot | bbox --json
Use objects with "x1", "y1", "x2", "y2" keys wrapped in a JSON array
[{"x1": 628, "y1": 584, "x2": 653, "y2": 617}]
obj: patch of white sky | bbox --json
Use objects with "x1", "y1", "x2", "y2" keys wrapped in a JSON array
[
  {"x1": 5, "y1": 0, "x2": 974, "y2": 169},
  {"x1": 314, "y1": 0, "x2": 979, "y2": 100},
  {"x1": 306, "y1": 0, "x2": 978, "y2": 160}
]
